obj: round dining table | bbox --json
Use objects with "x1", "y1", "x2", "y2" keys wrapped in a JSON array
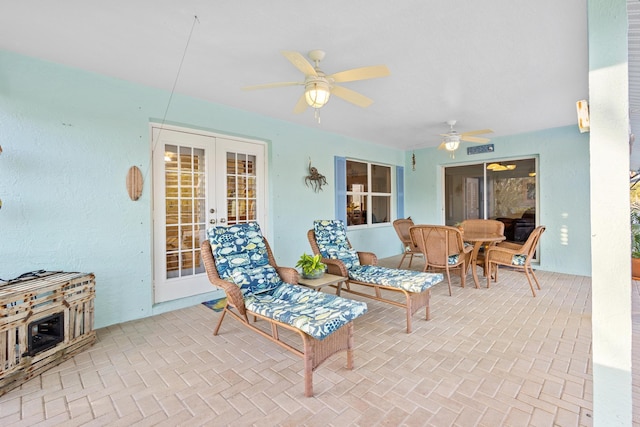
[{"x1": 462, "y1": 231, "x2": 506, "y2": 288}]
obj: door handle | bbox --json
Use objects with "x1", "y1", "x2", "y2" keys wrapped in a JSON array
[
  {"x1": 220, "y1": 218, "x2": 226, "y2": 224},
  {"x1": 209, "y1": 219, "x2": 216, "y2": 224}
]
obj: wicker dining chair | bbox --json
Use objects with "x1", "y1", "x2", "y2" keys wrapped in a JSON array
[
  {"x1": 485, "y1": 225, "x2": 546, "y2": 296},
  {"x1": 409, "y1": 225, "x2": 472, "y2": 296},
  {"x1": 392, "y1": 218, "x2": 421, "y2": 269}
]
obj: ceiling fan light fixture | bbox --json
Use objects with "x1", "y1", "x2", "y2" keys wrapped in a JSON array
[
  {"x1": 443, "y1": 135, "x2": 460, "y2": 151},
  {"x1": 304, "y1": 79, "x2": 331, "y2": 108}
]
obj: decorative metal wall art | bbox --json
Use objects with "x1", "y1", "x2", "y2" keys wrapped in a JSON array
[{"x1": 305, "y1": 159, "x2": 327, "y2": 192}]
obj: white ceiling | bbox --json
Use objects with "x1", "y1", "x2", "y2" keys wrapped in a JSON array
[{"x1": 0, "y1": 1, "x2": 594, "y2": 152}]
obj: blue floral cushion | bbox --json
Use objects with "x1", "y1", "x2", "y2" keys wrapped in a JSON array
[
  {"x1": 512, "y1": 254, "x2": 527, "y2": 266},
  {"x1": 348, "y1": 265, "x2": 443, "y2": 293},
  {"x1": 245, "y1": 283, "x2": 368, "y2": 340},
  {"x1": 207, "y1": 222, "x2": 269, "y2": 280},
  {"x1": 231, "y1": 264, "x2": 283, "y2": 296},
  {"x1": 313, "y1": 220, "x2": 360, "y2": 269},
  {"x1": 449, "y1": 254, "x2": 460, "y2": 265}
]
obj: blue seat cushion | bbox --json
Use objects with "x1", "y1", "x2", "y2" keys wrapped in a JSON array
[
  {"x1": 245, "y1": 283, "x2": 368, "y2": 340},
  {"x1": 313, "y1": 220, "x2": 360, "y2": 269},
  {"x1": 348, "y1": 265, "x2": 443, "y2": 293},
  {"x1": 231, "y1": 264, "x2": 283, "y2": 296},
  {"x1": 207, "y1": 222, "x2": 270, "y2": 280},
  {"x1": 512, "y1": 254, "x2": 527, "y2": 266}
]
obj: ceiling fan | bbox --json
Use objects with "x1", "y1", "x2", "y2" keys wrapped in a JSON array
[
  {"x1": 242, "y1": 50, "x2": 390, "y2": 119},
  {"x1": 438, "y1": 120, "x2": 493, "y2": 155}
]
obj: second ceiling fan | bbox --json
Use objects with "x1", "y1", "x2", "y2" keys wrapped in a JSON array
[
  {"x1": 438, "y1": 120, "x2": 493, "y2": 156},
  {"x1": 242, "y1": 50, "x2": 390, "y2": 118}
]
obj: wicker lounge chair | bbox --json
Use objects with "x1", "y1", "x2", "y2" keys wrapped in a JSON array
[
  {"x1": 201, "y1": 222, "x2": 368, "y2": 397},
  {"x1": 307, "y1": 220, "x2": 443, "y2": 333},
  {"x1": 485, "y1": 225, "x2": 546, "y2": 296}
]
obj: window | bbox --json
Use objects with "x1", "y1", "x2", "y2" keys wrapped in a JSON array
[
  {"x1": 444, "y1": 158, "x2": 537, "y2": 243},
  {"x1": 346, "y1": 160, "x2": 392, "y2": 226}
]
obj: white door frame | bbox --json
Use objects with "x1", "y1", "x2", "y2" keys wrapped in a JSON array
[{"x1": 150, "y1": 123, "x2": 268, "y2": 303}]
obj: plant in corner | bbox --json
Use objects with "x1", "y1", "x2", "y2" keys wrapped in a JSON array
[{"x1": 296, "y1": 253, "x2": 326, "y2": 279}]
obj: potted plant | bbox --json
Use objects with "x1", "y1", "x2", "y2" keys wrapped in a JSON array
[{"x1": 296, "y1": 253, "x2": 326, "y2": 279}]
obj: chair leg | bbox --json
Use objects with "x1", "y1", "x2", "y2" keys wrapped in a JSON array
[
  {"x1": 486, "y1": 262, "x2": 496, "y2": 289},
  {"x1": 529, "y1": 266, "x2": 542, "y2": 290},
  {"x1": 408, "y1": 253, "x2": 414, "y2": 269},
  {"x1": 213, "y1": 306, "x2": 229, "y2": 336},
  {"x1": 397, "y1": 253, "x2": 408, "y2": 269},
  {"x1": 524, "y1": 269, "x2": 537, "y2": 297},
  {"x1": 459, "y1": 263, "x2": 466, "y2": 288},
  {"x1": 444, "y1": 269, "x2": 452, "y2": 296},
  {"x1": 302, "y1": 339, "x2": 313, "y2": 397}
]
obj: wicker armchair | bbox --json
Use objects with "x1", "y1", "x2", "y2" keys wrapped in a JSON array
[
  {"x1": 409, "y1": 225, "x2": 473, "y2": 296},
  {"x1": 201, "y1": 222, "x2": 367, "y2": 397},
  {"x1": 485, "y1": 225, "x2": 546, "y2": 296},
  {"x1": 392, "y1": 218, "x2": 422, "y2": 269}
]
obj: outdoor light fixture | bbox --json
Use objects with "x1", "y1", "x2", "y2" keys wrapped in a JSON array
[{"x1": 576, "y1": 99, "x2": 590, "y2": 133}]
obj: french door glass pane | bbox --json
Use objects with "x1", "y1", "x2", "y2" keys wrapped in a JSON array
[
  {"x1": 226, "y1": 152, "x2": 257, "y2": 225},
  {"x1": 164, "y1": 144, "x2": 205, "y2": 279}
]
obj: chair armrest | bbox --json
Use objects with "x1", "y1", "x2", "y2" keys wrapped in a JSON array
[
  {"x1": 276, "y1": 266, "x2": 299, "y2": 284},
  {"x1": 321, "y1": 258, "x2": 350, "y2": 277},
  {"x1": 497, "y1": 241, "x2": 523, "y2": 250},
  {"x1": 485, "y1": 245, "x2": 520, "y2": 264},
  {"x1": 357, "y1": 251, "x2": 378, "y2": 266},
  {"x1": 209, "y1": 274, "x2": 247, "y2": 314}
]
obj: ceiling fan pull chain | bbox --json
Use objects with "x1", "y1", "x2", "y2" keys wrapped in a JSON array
[{"x1": 315, "y1": 108, "x2": 321, "y2": 124}]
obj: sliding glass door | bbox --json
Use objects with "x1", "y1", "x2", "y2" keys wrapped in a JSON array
[{"x1": 444, "y1": 158, "x2": 537, "y2": 243}]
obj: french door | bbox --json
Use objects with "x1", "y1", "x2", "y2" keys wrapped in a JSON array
[{"x1": 152, "y1": 126, "x2": 266, "y2": 303}]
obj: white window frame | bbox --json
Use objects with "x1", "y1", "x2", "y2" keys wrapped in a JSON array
[{"x1": 346, "y1": 160, "x2": 393, "y2": 228}]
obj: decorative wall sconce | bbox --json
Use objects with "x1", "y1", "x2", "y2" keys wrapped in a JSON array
[{"x1": 576, "y1": 99, "x2": 590, "y2": 133}]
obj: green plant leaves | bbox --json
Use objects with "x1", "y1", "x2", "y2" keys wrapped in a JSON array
[{"x1": 296, "y1": 253, "x2": 326, "y2": 274}]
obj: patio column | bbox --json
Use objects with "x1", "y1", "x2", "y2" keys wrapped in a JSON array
[{"x1": 588, "y1": 0, "x2": 632, "y2": 425}]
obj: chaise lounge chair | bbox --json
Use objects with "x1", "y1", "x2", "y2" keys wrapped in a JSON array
[
  {"x1": 307, "y1": 219, "x2": 444, "y2": 333},
  {"x1": 201, "y1": 222, "x2": 368, "y2": 397}
]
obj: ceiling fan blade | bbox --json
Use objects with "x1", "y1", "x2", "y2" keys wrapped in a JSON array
[
  {"x1": 328, "y1": 65, "x2": 391, "y2": 83},
  {"x1": 293, "y1": 93, "x2": 308, "y2": 114},
  {"x1": 461, "y1": 135, "x2": 491, "y2": 143},
  {"x1": 461, "y1": 128, "x2": 493, "y2": 136},
  {"x1": 331, "y1": 85, "x2": 374, "y2": 108},
  {"x1": 242, "y1": 81, "x2": 301, "y2": 91},
  {"x1": 281, "y1": 51, "x2": 317, "y2": 76}
]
